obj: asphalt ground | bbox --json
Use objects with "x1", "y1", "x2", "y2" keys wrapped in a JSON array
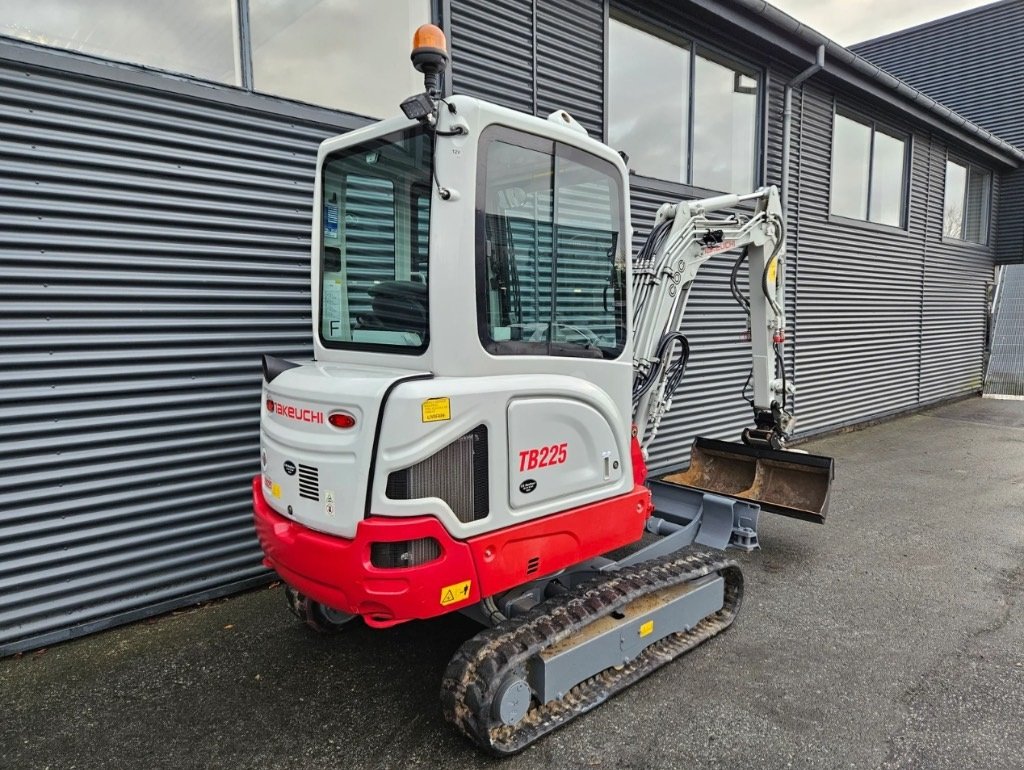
[{"x1": 2, "y1": 396, "x2": 1022, "y2": 770}]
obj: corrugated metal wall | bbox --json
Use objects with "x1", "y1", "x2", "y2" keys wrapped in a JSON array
[
  {"x1": 0, "y1": 44, "x2": 360, "y2": 655},
  {"x1": 448, "y1": 0, "x2": 604, "y2": 136},
  {"x1": 920, "y1": 144, "x2": 998, "y2": 402},
  {"x1": 449, "y1": 0, "x2": 535, "y2": 114},
  {"x1": 536, "y1": 0, "x2": 605, "y2": 136},
  {"x1": 852, "y1": 0, "x2": 1024, "y2": 265},
  {"x1": 852, "y1": 0, "x2": 1024, "y2": 149},
  {"x1": 790, "y1": 83, "x2": 997, "y2": 432},
  {"x1": 994, "y1": 169, "x2": 1024, "y2": 266}
]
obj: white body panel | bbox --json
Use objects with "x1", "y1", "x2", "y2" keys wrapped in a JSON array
[
  {"x1": 506, "y1": 397, "x2": 623, "y2": 509},
  {"x1": 368, "y1": 374, "x2": 631, "y2": 537},
  {"x1": 258, "y1": 96, "x2": 637, "y2": 541},
  {"x1": 260, "y1": 362, "x2": 426, "y2": 537},
  {"x1": 309, "y1": 97, "x2": 633, "y2": 422}
]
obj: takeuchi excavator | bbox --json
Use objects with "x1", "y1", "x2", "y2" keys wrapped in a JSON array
[{"x1": 252, "y1": 25, "x2": 835, "y2": 754}]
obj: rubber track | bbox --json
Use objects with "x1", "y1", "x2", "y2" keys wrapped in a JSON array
[{"x1": 441, "y1": 547, "x2": 743, "y2": 755}]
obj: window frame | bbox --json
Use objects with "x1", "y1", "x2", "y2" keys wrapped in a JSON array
[
  {"x1": 474, "y1": 124, "x2": 628, "y2": 361},
  {"x1": 828, "y1": 105, "x2": 912, "y2": 233},
  {"x1": 603, "y1": 10, "x2": 766, "y2": 194},
  {"x1": 0, "y1": 0, "x2": 445, "y2": 116},
  {"x1": 942, "y1": 153, "x2": 992, "y2": 246}
]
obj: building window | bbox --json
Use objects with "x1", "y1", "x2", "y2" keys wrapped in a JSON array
[
  {"x1": 249, "y1": 0, "x2": 430, "y2": 118},
  {"x1": 2, "y1": 1, "x2": 433, "y2": 118},
  {"x1": 943, "y1": 158, "x2": 991, "y2": 243},
  {"x1": 476, "y1": 128, "x2": 626, "y2": 360},
  {"x1": 0, "y1": 1, "x2": 239, "y2": 84},
  {"x1": 607, "y1": 16, "x2": 760, "y2": 192},
  {"x1": 830, "y1": 112, "x2": 907, "y2": 227}
]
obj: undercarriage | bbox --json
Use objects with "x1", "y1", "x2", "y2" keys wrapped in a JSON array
[{"x1": 442, "y1": 547, "x2": 741, "y2": 754}]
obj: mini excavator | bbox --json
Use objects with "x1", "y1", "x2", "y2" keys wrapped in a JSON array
[{"x1": 252, "y1": 25, "x2": 834, "y2": 754}]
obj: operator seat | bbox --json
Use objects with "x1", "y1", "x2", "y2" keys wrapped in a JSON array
[{"x1": 363, "y1": 280, "x2": 428, "y2": 340}]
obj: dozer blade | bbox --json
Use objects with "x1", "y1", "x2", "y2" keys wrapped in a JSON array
[{"x1": 660, "y1": 437, "x2": 834, "y2": 523}]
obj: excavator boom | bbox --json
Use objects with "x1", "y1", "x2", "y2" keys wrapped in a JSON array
[{"x1": 630, "y1": 186, "x2": 833, "y2": 520}]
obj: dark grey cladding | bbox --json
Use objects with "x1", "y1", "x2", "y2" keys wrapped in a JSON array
[
  {"x1": 853, "y1": 0, "x2": 1024, "y2": 264},
  {"x1": 853, "y1": 0, "x2": 1024, "y2": 150},
  {"x1": 0, "y1": 37, "x2": 361, "y2": 656}
]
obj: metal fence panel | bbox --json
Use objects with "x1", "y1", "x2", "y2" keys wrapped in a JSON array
[{"x1": 986, "y1": 265, "x2": 1024, "y2": 397}]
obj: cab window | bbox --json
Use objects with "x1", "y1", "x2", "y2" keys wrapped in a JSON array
[
  {"x1": 476, "y1": 127, "x2": 626, "y2": 359},
  {"x1": 319, "y1": 125, "x2": 433, "y2": 353}
]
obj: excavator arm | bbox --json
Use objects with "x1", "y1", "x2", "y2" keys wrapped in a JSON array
[
  {"x1": 632, "y1": 185, "x2": 791, "y2": 451},
  {"x1": 631, "y1": 185, "x2": 834, "y2": 522}
]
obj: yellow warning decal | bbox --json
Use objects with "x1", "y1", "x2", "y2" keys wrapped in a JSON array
[
  {"x1": 440, "y1": 580, "x2": 472, "y2": 606},
  {"x1": 639, "y1": 620, "x2": 655, "y2": 638},
  {"x1": 767, "y1": 257, "x2": 779, "y2": 285},
  {"x1": 421, "y1": 397, "x2": 451, "y2": 423},
  {"x1": 271, "y1": 482, "x2": 282, "y2": 499}
]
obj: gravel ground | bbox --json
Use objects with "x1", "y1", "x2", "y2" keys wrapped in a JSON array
[{"x1": 1, "y1": 396, "x2": 1022, "y2": 770}]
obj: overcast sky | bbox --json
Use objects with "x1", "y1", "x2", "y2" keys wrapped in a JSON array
[{"x1": 769, "y1": 0, "x2": 997, "y2": 45}]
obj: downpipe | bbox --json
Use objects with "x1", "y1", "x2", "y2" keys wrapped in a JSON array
[
  {"x1": 780, "y1": 45, "x2": 825, "y2": 225},
  {"x1": 777, "y1": 45, "x2": 824, "y2": 415}
]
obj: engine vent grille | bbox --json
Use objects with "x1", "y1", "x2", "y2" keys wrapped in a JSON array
[
  {"x1": 386, "y1": 425, "x2": 488, "y2": 522},
  {"x1": 298, "y1": 464, "x2": 319, "y2": 501}
]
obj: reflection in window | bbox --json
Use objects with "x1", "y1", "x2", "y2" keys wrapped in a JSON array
[
  {"x1": 870, "y1": 131, "x2": 906, "y2": 226},
  {"x1": 249, "y1": 0, "x2": 429, "y2": 117},
  {"x1": 479, "y1": 134, "x2": 625, "y2": 359},
  {"x1": 830, "y1": 113, "x2": 907, "y2": 227},
  {"x1": 693, "y1": 53, "x2": 758, "y2": 192},
  {"x1": 831, "y1": 115, "x2": 871, "y2": 220},
  {"x1": 608, "y1": 16, "x2": 760, "y2": 192},
  {"x1": 944, "y1": 159, "x2": 991, "y2": 242},
  {"x1": 608, "y1": 21, "x2": 689, "y2": 183},
  {"x1": 0, "y1": 0, "x2": 238, "y2": 84}
]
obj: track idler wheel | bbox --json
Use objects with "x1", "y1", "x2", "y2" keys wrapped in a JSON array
[
  {"x1": 493, "y1": 674, "x2": 533, "y2": 727},
  {"x1": 284, "y1": 585, "x2": 359, "y2": 633}
]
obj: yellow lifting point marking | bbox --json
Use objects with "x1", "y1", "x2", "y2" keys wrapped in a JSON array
[
  {"x1": 440, "y1": 580, "x2": 472, "y2": 606},
  {"x1": 639, "y1": 620, "x2": 655, "y2": 638},
  {"x1": 421, "y1": 397, "x2": 451, "y2": 423}
]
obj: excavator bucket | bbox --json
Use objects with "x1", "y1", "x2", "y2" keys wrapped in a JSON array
[{"x1": 659, "y1": 437, "x2": 834, "y2": 523}]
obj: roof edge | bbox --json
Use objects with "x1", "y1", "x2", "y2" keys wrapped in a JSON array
[
  {"x1": 851, "y1": 0, "x2": 1014, "y2": 51},
  {"x1": 691, "y1": 0, "x2": 1024, "y2": 167}
]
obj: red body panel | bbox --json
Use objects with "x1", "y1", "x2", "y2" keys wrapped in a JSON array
[
  {"x1": 630, "y1": 433, "x2": 648, "y2": 486},
  {"x1": 252, "y1": 477, "x2": 652, "y2": 627},
  {"x1": 464, "y1": 487, "x2": 652, "y2": 598}
]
